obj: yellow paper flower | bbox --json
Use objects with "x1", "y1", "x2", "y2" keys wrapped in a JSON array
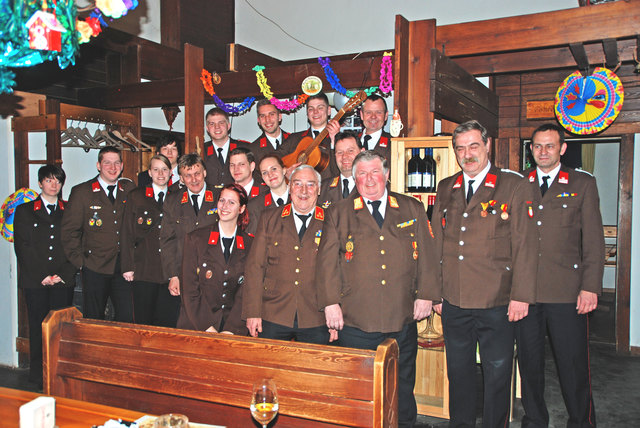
[
  {"x1": 96, "y1": 0, "x2": 128, "y2": 19},
  {"x1": 76, "y1": 20, "x2": 93, "y2": 44}
]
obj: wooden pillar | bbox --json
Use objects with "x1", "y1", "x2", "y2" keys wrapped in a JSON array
[
  {"x1": 43, "y1": 99, "x2": 62, "y2": 165},
  {"x1": 121, "y1": 45, "x2": 142, "y2": 181},
  {"x1": 617, "y1": 134, "x2": 633, "y2": 354},
  {"x1": 184, "y1": 44, "x2": 204, "y2": 155},
  {"x1": 161, "y1": 0, "x2": 181, "y2": 50},
  {"x1": 394, "y1": 16, "x2": 436, "y2": 137}
]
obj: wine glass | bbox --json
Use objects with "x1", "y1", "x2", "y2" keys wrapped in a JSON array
[
  {"x1": 153, "y1": 413, "x2": 189, "y2": 427},
  {"x1": 250, "y1": 378, "x2": 278, "y2": 428}
]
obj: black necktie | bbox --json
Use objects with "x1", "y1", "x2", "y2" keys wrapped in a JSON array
[
  {"x1": 47, "y1": 204, "x2": 56, "y2": 216},
  {"x1": 275, "y1": 139, "x2": 280, "y2": 150},
  {"x1": 222, "y1": 237, "x2": 233, "y2": 263},
  {"x1": 313, "y1": 130, "x2": 319, "y2": 139},
  {"x1": 276, "y1": 197, "x2": 284, "y2": 207},
  {"x1": 296, "y1": 213, "x2": 311, "y2": 241},
  {"x1": 157, "y1": 191, "x2": 164, "y2": 207},
  {"x1": 107, "y1": 185, "x2": 116, "y2": 204},
  {"x1": 368, "y1": 200, "x2": 384, "y2": 228},
  {"x1": 466, "y1": 180, "x2": 475, "y2": 204},
  {"x1": 191, "y1": 194, "x2": 200, "y2": 216},
  {"x1": 217, "y1": 147, "x2": 224, "y2": 166},
  {"x1": 342, "y1": 179, "x2": 350, "y2": 199},
  {"x1": 363, "y1": 135, "x2": 372, "y2": 151},
  {"x1": 541, "y1": 175, "x2": 550, "y2": 196}
]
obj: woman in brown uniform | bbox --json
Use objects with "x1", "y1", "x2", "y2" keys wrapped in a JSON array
[
  {"x1": 121, "y1": 154, "x2": 179, "y2": 327},
  {"x1": 178, "y1": 183, "x2": 252, "y2": 335}
]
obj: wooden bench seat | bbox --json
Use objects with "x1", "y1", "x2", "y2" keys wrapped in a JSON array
[{"x1": 43, "y1": 308, "x2": 398, "y2": 427}]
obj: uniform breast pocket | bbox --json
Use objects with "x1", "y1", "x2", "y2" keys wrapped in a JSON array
[
  {"x1": 266, "y1": 243, "x2": 280, "y2": 265},
  {"x1": 549, "y1": 198, "x2": 580, "y2": 227}
]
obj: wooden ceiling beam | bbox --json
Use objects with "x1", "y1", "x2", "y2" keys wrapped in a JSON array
[
  {"x1": 602, "y1": 38, "x2": 619, "y2": 68},
  {"x1": 436, "y1": 0, "x2": 640, "y2": 57},
  {"x1": 227, "y1": 44, "x2": 284, "y2": 72},
  {"x1": 569, "y1": 43, "x2": 590, "y2": 72}
]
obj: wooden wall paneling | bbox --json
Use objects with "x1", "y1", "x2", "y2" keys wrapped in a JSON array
[
  {"x1": 184, "y1": 44, "x2": 205, "y2": 156},
  {"x1": 120, "y1": 45, "x2": 142, "y2": 181},
  {"x1": 160, "y1": 0, "x2": 181, "y2": 50},
  {"x1": 436, "y1": 0, "x2": 640, "y2": 57},
  {"x1": 180, "y1": 0, "x2": 233, "y2": 70},
  {"x1": 616, "y1": 134, "x2": 633, "y2": 354}
]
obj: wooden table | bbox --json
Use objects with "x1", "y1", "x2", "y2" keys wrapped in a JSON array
[{"x1": 0, "y1": 386, "x2": 147, "y2": 427}]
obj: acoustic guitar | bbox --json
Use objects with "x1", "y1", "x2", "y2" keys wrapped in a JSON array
[{"x1": 282, "y1": 90, "x2": 367, "y2": 172}]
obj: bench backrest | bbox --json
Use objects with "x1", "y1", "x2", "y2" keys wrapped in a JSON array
[{"x1": 43, "y1": 308, "x2": 398, "y2": 427}]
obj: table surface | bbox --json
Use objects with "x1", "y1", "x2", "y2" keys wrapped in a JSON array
[{"x1": 0, "y1": 386, "x2": 147, "y2": 427}]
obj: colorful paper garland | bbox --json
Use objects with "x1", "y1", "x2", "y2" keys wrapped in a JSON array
[
  {"x1": 253, "y1": 65, "x2": 309, "y2": 112},
  {"x1": 201, "y1": 68, "x2": 256, "y2": 115}
]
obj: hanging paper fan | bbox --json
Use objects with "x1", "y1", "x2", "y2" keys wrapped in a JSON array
[
  {"x1": 0, "y1": 188, "x2": 39, "y2": 242},
  {"x1": 554, "y1": 67, "x2": 624, "y2": 135}
]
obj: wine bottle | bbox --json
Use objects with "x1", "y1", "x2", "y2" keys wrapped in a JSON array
[
  {"x1": 423, "y1": 148, "x2": 432, "y2": 192},
  {"x1": 430, "y1": 148, "x2": 437, "y2": 192},
  {"x1": 407, "y1": 148, "x2": 420, "y2": 192}
]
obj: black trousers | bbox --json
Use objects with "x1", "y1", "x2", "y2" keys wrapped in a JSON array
[
  {"x1": 260, "y1": 316, "x2": 330, "y2": 345},
  {"x1": 23, "y1": 286, "x2": 74, "y2": 384},
  {"x1": 132, "y1": 280, "x2": 180, "y2": 327},
  {"x1": 339, "y1": 322, "x2": 418, "y2": 428},
  {"x1": 441, "y1": 300, "x2": 514, "y2": 428},
  {"x1": 515, "y1": 303, "x2": 596, "y2": 428},
  {"x1": 82, "y1": 266, "x2": 133, "y2": 322}
]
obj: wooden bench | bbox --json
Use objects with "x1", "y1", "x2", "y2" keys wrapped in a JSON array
[{"x1": 43, "y1": 308, "x2": 398, "y2": 427}]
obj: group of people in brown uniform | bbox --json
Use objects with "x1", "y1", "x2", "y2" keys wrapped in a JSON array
[{"x1": 14, "y1": 90, "x2": 603, "y2": 428}]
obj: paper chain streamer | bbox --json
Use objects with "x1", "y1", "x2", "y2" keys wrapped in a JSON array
[{"x1": 200, "y1": 53, "x2": 393, "y2": 114}]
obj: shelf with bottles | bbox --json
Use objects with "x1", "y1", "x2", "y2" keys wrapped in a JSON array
[{"x1": 389, "y1": 136, "x2": 460, "y2": 211}]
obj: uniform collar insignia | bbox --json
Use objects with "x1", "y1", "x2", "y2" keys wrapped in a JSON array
[
  {"x1": 208, "y1": 231, "x2": 219, "y2": 245},
  {"x1": 484, "y1": 173, "x2": 497, "y2": 188},
  {"x1": 250, "y1": 186, "x2": 260, "y2": 198},
  {"x1": 207, "y1": 144, "x2": 213, "y2": 156},
  {"x1": 204, "y1": 190, "x2": 214, "y2": 202},
  {"x1": 236, "y1": 235, "x2": 245, "y2": 249},
  {"x1": 314, "y1": 206, "x2": 325, "y2": 221},
  {"x1": 230, "y1": 142, "x2": 237, "y2": 151},
  {"x1": 118, "y1": 181, "x2": 125, "y2": 192},
  {"x1": 181, "y1": 191, "x2": 189, "y2": 204},
  {"x1": 34, "y1": 199, "x2": 42, "y2": 210},
  {"x1": 260, "y1": 137, "x2": 268, "y2": 148},
  {"x1": 264, "y1": 193, "x2": 273, "y2": 206},
  {"x1": 302, "y1": 129, "x2": 310, "y2": 137},
  {"x1": 528, "y1": 170, "x2": 536, "y2": 182},
  {"x1": 389, "y1": 195, "x2": 399, "y2": 208},
  {"x1": 58, "y1": 200, "x2": 65, "y2": 210},
  {"x1": 379, "y1": 136, "x2": 389, "y2": 147},
  {"x1": 283, "y1": 131, "x2": 290, "y2": 138},
  {"x1": 330, "y1": 177, "x2": 339, "y2": 188},
  {"x1": 353, "y1": 196, "x2": 364, "y2": 210},
  {"x1": 92, "y1": 181, "x2": 101, "y2": 192},
  {"x1": 145, "y1": 187, "x2": 154, "y2": 198},
  {"x1": 558, "y1": 170, "x2": 569, "y2": 184},
  {"x1": 281, "y1": 203, "x2": 292, "y2": 217},
  {"x1": 453, "y1": 175, "x2": 463, "y2": 189}
]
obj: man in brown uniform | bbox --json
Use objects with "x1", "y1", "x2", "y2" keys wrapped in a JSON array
[
  {"x1": 160, "y1": 154, "x2": 219, "y2": 298},
  {"x1": 203, "y1": 107, "x2": 250, "y2": 187},
  {"x1": 317, "y1": 151, "x2": 438, "y2": 428},
  {"x1": 243, "y1": 164, "x2": 330, "y2": 344},
  {"x1": 61, "y1": 146, "x2": 135, "y2": 321},
  {"x1": 359, "y1": 94, "x2": 392, "y2": 163},
  {"x1": 431, "y1": 120, "x2": 537, "y2": 427},
  {"x1": 248, "y1": 99, "x2": 291, "y2": 168},
  {"x1": 319, "y1": 130, "x2": 363, "y2": 208},
  {"x1": 516, "y1": 123, "x2": 603, "y2": 428}
]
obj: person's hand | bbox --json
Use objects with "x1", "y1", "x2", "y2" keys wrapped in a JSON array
[
  {"x1": 247, "y1": 318, "x2": 262, "y2": 337},
  {"x1": 220, "y1": 331, "x2": 234, "y2": 335},
  {"x1": 324, "y1": 304, "x2": 344, "y2": 330},
  {"x1": 205, "y1": 326, "x2": 218, "y2": 333},
  {"x1": 577, "y1": 290, "x2": 598, "y2": 314},
  {"x1": 168, "y1": 276, "x2": 180, "y2": 296},
  {"x1": 508, "y1": 300, "x2": 529, "y2": 322},
  {"x1": 413, "y1": 299, "x2": 433, "y2": 321},
  {"x1": 50, "y1": 275, "x2": 63, "y2": 285},
  {"x1": 433, "y1": 303, "x2": 443, "y2": 315},
  {"x1": 329, "y1": 328, "x2": 339, "y2": 342},
  {"x1": 123, "y1": 271, "x2": 134, "y2": 282},
  {"x1": 41, "y1": 276, "x2": 54, "y2": 286},
  {"x1": 326, "y1": 120, "x2": 341, "y2": 142}
]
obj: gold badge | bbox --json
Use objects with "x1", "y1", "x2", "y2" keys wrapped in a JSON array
[
  {"x1": 89, "y1": 218, "x2": 95, "y2": 226},
  {"x1": 205, "y1": 270, "x2": 213, "y2": 279},
  {"x1": 146, "y1": 218, "x2": 153, "y2": 225},
  {"x1": 501, "y1": 212, "x2": 509, "y2": 220},
  {"x1": 137, "y1": 217, "x2": 144, "y2": 224},
  {"x1": 480, "y1": 210, "x2": 488, "y2": 218},
  {"x1": 413, "y1": 250, "x2": 419, "y2": 260},
  {"x1": 96, "y1": 219, "x2": 102, "y2": 227}
]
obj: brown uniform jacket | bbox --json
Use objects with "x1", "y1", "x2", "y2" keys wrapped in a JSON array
[
  {"x1": 14, "y1": 198, "x2": 77, "y2": 289},
  {"x1": 242, "y1": 204, "x2": 326, "y2": 328},
  {"x1": 120, "y1": 186, "x2": 172, "y2": 283},
  {"x1": 359, "y1": 131, "x2": 392, "y2": 162},
  {"x1": 279, "y1": 129, "x2": 339, "y2": 181},
  {"x1": 159, "y1": 187, "x2": 219, "y2": 279},
  {"x1": 319, "y1": 175, "x2": 357, "y2": 209},
  {"x1": 248, "y1": 131, "x2": 291, "y2": 183},
  {"x1": 203, "y1": 138, "x2": 250, "y2": 188},
  {"x1": 316, "y1": 192, "x2": 439, "y2": 333},
  {"x1": 431, "y1": 166, "x2": 538, "y2": 308},
  {"x1": 245, "y1": 192, "x2": 289, "y2": 236},
  {"x1": 61, "y1": 177, "x2": 134, "y2": 274},
  {"x1": 525, "y1": 166, "x2": 604, "y2": 303},
  {"x1": 178, "y1": 224, "x2": 252, "y2": 335}
]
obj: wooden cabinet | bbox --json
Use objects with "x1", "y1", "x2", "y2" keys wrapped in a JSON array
[{"x1": 390, "y1": 136, "x2": 460, "y2": 419}]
